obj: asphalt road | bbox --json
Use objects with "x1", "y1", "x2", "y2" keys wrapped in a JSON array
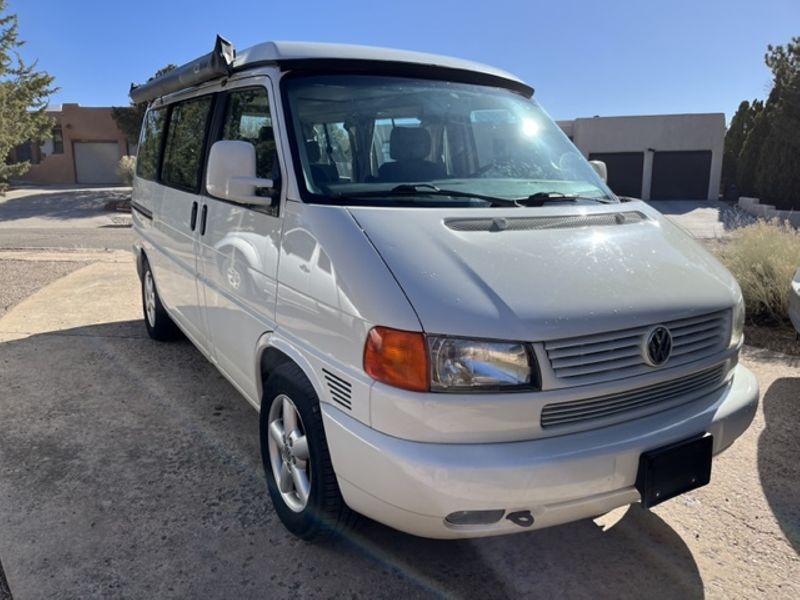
[
  {"x1": 0, "y1": 186, "x2": 133, "y2": 251},
  {"x1": 0, "y1": 259, "x2": 797, "y2": 599},
  {"x1": 0, "y1": 226, "x2": 133, "y2": 251}
]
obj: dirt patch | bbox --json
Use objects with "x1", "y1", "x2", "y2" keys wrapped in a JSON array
[{"x1": 745, "y1": 324, "x2": 800, "y2": 356}]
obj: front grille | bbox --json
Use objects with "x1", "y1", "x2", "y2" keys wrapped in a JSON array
[
  {"x1": 544, "y1": 311, "x2": 729, "y2": 385},
  {"x1": 540, "y1": 364, "x2": 726, "y2": 429}
]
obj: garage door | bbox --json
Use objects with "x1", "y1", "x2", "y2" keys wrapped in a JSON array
[
  {"x1": 650, "y1": 151, "x2": 712, "y2": 200},
  {"x1": 74, "y1": 142, "x2": 122, "y2": 184},
  {"x1": 588, "y1": 152, "x2": 644, "y2": 198}
]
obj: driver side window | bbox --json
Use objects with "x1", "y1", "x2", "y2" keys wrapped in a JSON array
[{"x1": 221, "y1": 87, "x2": 278, "y2": 182}]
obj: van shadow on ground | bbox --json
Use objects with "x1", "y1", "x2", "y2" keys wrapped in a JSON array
[
  {"x1": 0, "y1": 321, "x2": 704, "y2": 599},
  {"x1": 757, "y1": 377, "x2": 800, "y2": 553},
  {"x1": 0, "y1": 189, "x2": 129, "y2": 222}
]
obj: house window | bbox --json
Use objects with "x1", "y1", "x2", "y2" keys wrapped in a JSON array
[{"x1": 52, "y1": 127, "x2": 64, "y2": 154}]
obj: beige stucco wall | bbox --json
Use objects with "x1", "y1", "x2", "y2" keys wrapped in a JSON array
[
  {"x1": 22, "y1": 104, "x2": 130, "y2": 185},
  {"x1": 558, "y1": 113, "x2": 726, "y2": 201}
]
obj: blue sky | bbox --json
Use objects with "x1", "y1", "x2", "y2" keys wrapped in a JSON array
[{"x1": 9, "y1": 0, "x2": 799, "y2": 122}]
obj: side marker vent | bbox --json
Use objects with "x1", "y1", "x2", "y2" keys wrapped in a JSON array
[{"x1": 322, "y1": 369, "x2": 352, "y2": 410}]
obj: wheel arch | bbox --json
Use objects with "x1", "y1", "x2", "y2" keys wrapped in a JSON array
[{"x1": 255, "y1": 332, "x2": 327, "y2": 412}]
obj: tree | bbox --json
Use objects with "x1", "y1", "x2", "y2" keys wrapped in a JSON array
[
  {"x1": 111, "y1": 64, "x2": 175, "y2": 145},
  {"x1": 755, "y1": 38, "x2": 800, "y2": 209},
  {"x1": 722, "y1": 100, "x2": 758, "y2": 194},
  {"x1": 0, "y1": 0, "x2": 56, "y2": 193},
  {"x1": 736, "y1": 99, "x2": 767, "y2": 197}
]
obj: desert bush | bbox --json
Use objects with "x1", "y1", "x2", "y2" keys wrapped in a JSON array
[
  {"x1": 716, "y1": 220, "x2": 800, "y2": 324},
  {"x1": 118, "y1": 155, "x2": 136, "y2": 186}
]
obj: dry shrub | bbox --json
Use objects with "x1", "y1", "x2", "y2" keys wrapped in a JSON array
[
  {"x1": 118, "y1": 155, "x2": 136, "y2": 186},
  {"x1": 716, "y1": 220, "x2": 800, "y2": 324}
]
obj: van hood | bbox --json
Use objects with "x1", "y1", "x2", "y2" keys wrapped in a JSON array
[{"x1": 347, "y1": 201, "x2": 739, "y2": 341}]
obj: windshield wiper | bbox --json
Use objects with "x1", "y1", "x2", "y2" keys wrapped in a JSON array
[
  {"x1": 330, "y1": 184, "x2": 521, "y2": 207},
  {"x1": 517, "y1": 192, "x2": 613, "y2": 205}
]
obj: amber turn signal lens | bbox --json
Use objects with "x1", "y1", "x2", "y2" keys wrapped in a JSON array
[{"x1": 363, "y1": 327, "x2": 429, "y2": 392}]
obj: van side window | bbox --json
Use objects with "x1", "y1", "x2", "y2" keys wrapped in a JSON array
[
  {"x1": 222, "y1": 88, "x2": 278, "y2": 180},
  {"x1": 136, "y1": 108, "x2": 167, "y2": 181},
  {"x1": 161, "y1": 96, "x2": 213, "y2": 191}
]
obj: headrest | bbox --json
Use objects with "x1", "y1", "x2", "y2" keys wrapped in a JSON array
[
  {"x1": 305, "y1": 141, "x2": 321, "y2": 163},
  {"x1": 258, "y1": 126, "x2": 272, "y2": 142},
  {"x1": 390, "y1": 127, "x2": 431, "y2": 161}
]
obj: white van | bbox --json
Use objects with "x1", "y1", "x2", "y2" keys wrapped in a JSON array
[{"x1": 131, "y1": 37, "x2": 758, "y2": 540}]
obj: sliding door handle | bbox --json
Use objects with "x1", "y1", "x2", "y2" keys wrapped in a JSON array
[
  {"x1": 189, "y1": 201, "x2": 198, "y2": 231},
  {"x1": 200, "y1": 204, "x2": 208, "y2": 235}
]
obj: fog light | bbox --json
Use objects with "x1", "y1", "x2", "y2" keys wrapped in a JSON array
[{"x1": 445, "y1": 509, "x2": 505, "y2": 526}]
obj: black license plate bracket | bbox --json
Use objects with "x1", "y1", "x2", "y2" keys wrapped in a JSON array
[{"x1": 636, "y1": 435, "x2": 713, "y2": 509}]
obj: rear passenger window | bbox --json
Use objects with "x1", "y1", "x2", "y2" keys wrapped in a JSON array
[
  {"x1": 222, "y1": 88, "x2": 277, "y2": 180},
  {"x1": 136, "y1": 108, "x2": 166, "y2": 181},
  {"x1": 161, "y1": 96, "x2": 213, "y2": 191}
]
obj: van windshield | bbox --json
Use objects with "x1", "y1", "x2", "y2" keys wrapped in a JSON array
[{"x1": 283, "y1": 74, "x2": 615, "y2": 207}]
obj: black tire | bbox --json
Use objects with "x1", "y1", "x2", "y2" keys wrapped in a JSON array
[
  {"x1": 141, "y1": 257, "x2": 182, "y2": 341},
  {"x1": 260, "y1": 362, "x2": 359, "y2": 540}
]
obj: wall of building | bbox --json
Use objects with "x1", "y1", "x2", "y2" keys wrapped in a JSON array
[
  {"x1": 558, "y1": 113, "x2": 726, "y2": 201},
  {"x1": 15, "y1": 104, "x2": 131, "y2": 185}
]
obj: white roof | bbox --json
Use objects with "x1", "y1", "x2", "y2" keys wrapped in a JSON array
[{"x1": 233, "y1": 41, "x2": 526, "y2": 85}]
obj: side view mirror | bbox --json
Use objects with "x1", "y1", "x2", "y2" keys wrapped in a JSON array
[
  {"x1": 589, "y1": 160, "x2": 608, "y2": 183},
  {"x1": 206, "y1": 140, "x2": 277, "y2": 207}
]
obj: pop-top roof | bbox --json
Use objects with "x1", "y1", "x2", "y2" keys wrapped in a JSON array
[{"x1": 234, "y1": 40, "x2": 525, "y2": 86}]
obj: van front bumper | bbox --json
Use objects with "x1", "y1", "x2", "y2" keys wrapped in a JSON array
[{"x1": 321, "y1": 364, "x2": 758, "y2": 539}]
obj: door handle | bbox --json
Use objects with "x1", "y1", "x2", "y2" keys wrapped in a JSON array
[
  {"x1": 190, "y1": 201, "x2": 198, "y2": 231},
  {"x1": 200, "y1": 204, "x2": 208, "y2": 235}
]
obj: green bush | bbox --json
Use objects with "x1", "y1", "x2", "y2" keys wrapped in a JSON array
[
  {"x1": 118, "y1": 155, "x2": 136, "y2": 186},
  {"x1": 716, "y1": 221, "x2": 800, "y2": 324}
]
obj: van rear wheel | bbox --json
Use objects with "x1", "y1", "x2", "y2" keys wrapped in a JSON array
[
  {"x1": 260, "y1": 362, "x2": 358, "y2": 540},
  {"x1": 141, "y1": 258, "x2": 181, "y2": 341}
]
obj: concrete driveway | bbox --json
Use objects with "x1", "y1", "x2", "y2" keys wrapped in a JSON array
[
  {"x1": 646, "y1": 199, "x2": 756, "y2": 239},
  {"x1": 0, "y1": 252, "x2": 797, "y2": 598}
]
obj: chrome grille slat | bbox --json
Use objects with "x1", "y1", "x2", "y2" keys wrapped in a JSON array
[
  {"x1": 547, "y1": 336, "x2": 641, "y2": 359},
  {"x1": 544, "y1": 310, "x2": 728, "y2": 382},
  {"x1": 542, "y1": 370, "x2": 723, "y2": 417},
  {"x1": 550, "y1": 347, "x2": 642, "y2": 369},
  {"x1": 670, "y1": 339, "x2": 722, "y2": 358},
  {"x1": 554, "y1": 355, "x2": 644, "y2": 378},
  {"x1": 671, "y1": 320, "x2": 723, "y2": 337},
  {"x1": 672, "y1": 328, "x2": 723, "y2": 347},
  {"x1": 541, "y1": 365, "x2": 726, "y2": 428}
]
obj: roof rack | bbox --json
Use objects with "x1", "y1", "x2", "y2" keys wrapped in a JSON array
[{"x1": 129, "y1": 35, "x2": 235, "y2": 104}]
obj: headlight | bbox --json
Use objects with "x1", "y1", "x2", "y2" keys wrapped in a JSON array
[
  {"x1": 730, "y1": 293, "x2": 745, "y2": 348},
  {"x1": 428, "y1": 336, "x2": 534, "y2": 391}
]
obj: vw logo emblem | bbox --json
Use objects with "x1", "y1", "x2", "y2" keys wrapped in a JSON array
[{"x1": 644, "y1": 326, "x2": 672, "y2": 366}]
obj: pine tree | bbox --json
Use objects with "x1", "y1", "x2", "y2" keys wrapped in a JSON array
[
  {"x1": 111, "y1": 64, "x2": 176, "y2": 145},
  {"x1": 0, "y1": 0, "x2": 56, "y2": 193},
  {"x1": 736, "y1": 99, "x2": 767, "y2": 197},
  {"x1": 722, "y1": 100, "x2": 754, "y2": 195},
  {"x1": 756, "y1": 38, "x2": 800, "y2": 209}
]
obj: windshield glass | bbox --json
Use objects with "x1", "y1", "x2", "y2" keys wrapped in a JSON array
[{"x1": 283, "y1": 74, "x2": 616, "y2": 206}]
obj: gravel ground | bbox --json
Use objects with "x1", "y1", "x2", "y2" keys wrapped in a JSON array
[{"x1": 0, "y1": 259, "x2": 88, "y2": 317}]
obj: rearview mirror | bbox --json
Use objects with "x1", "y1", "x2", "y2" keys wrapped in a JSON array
[
  {"x1": 206, "y1": 140, "x2": 277, "y2": 207},
  {"x1": 589, "y1": 160, "x2": 608, "y2": 183}
]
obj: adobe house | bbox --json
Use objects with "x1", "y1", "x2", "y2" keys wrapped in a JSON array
[{"x1": 8, "y1": 103, "x2": 135, "y2": 185}]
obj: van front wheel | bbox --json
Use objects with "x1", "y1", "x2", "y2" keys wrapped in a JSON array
[
  {"x1": 260, "y1": 362, "x2": 358, "y2": 540},
  {"x1": 141, "y1": 258, "x2": 181, "y2": 341}
]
